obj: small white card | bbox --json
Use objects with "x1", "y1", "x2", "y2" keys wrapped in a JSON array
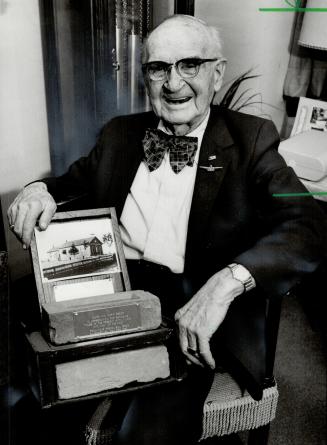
[{"x1": 54, "y1": 279, "x2": 114, "y2": 302}]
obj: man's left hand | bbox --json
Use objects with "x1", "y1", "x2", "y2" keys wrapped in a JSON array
[{"x1": 174, "y1": 267, "x2": 244, "y2": 369}]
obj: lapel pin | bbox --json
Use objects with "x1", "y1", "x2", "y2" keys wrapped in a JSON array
[
  {"x1": 208, "y1": 155, "x2": 216, "y2": 161},
  {"x1": 199, "y1": 165, "x2": 223, "y2": 172}
]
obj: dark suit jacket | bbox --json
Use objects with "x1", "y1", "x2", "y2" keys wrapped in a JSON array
[
  {"x1": 45, "y1": 105, "x2": 326, "y2": 296},
  {"x1": 43, "y1": 105, "x2": 326, "y2": 398}
]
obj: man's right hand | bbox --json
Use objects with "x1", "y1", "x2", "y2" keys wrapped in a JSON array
[{"x1": 7, "y1": 182, "x2": 57, "y2": 249}]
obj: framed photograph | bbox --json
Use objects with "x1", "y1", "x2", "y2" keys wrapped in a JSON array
[
  {"x1": 291, "y1": 97, "x2": 327, "y2": 136},
  {"x1": 30, "y1": 208, "x2": 130, "y2": 307}
]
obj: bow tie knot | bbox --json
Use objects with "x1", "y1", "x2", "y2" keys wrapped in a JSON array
[{"x1": 142, "y1": 129, "x2": 198, "y2": 174}]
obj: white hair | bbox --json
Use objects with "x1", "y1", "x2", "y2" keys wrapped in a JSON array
[{"x1": 142, "y1": 14, "x2": 223, "y2": 62}]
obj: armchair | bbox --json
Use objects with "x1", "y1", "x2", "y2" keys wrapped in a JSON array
[
  {"x1": 200, "y1": 292, "x2": 282, "y2": 444},
  {"x1": 9, "y1": 196, "x2": 283, "y2": 445},
  {"x1": 54, "y1": 197, "x2": 284, "y2": 444}
]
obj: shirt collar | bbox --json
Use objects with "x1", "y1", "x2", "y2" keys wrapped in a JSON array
[{"x1": 158, "y1": 110, "x2": 211, "y2": 141}]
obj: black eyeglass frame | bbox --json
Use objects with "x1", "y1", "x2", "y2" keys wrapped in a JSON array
[{"x1": 142, "y1": 57, "x2": 221, "y2": 81}]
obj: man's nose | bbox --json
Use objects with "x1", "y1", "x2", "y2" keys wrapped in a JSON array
[{"x1": 164, "y1": 66, "x2": 184, "y2": 91}]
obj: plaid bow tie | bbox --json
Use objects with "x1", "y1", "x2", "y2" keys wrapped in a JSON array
[{"x1": 142, "y1": 129, "x2": 198, "y2": 174}]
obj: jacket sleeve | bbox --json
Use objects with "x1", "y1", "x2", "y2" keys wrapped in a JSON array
[
  {"x1": 234, "y1": 120, "x2": 327, "y2": 297},
  {"x1": 42, "y1": 118, "x2": 120, "y2": 204}
]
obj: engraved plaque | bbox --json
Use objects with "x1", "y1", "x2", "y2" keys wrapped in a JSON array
[
  {"x1": 74, "y1": 304, "x2": 141, "y2": 338},
  {"x1": 42, "y1": 290, "x2": 161, "y2": 344}
]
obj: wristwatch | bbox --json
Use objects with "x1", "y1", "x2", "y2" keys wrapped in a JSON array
[{"x1": 227, "y1": 263, "x2": 256, "y2": 293}]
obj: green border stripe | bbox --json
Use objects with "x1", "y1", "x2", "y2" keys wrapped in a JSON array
[
  {"x1": 259, "y1": 8, "x2": 327, "y2": 11},
  {"x1": 273, "y1": 192, "x2": 327, "y2": 197}
]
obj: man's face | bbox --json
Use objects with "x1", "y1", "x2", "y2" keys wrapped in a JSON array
[{"x1": 143, "y1": 21, "x2": 225, "y2": 133}]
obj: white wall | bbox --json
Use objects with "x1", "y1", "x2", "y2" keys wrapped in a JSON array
[
  {"x1": 0, "y1": 0, "x2": 174, "y2": 281},
  {"x1": 0, "y1": 0, "x2": 51, "y2": 279},
  {"x1": 195, "y1": 0, "x2": 296, "y2": 132},
  {"x1": 0, "y1": 0, "x2": 295, "y2": 279}
]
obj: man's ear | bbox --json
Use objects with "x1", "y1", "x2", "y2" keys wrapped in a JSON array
[{"x1": 213, "y1": 59, "x2": 227, "y2": 93}]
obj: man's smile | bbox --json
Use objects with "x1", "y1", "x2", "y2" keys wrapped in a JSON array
[
  {"x1": 144, "y1": 14, "x2": 225, "y2": 134},
  {"x1": 163, "y1": 96, "x2": 192, "y2": 105}
]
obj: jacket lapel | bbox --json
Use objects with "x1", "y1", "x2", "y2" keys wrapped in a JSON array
[
  {"x1": 110, "y1": 107, "x2": 235, "y2": 254},
  {"x1": 114, "y1": 146, "x2": 143, "y2": 218},
  {"x1": 112, "y1": 112, "x2": 159, "y2": 218},
  {"x1": 185, "y1": 108, "x2": 235, "y2": 264}
]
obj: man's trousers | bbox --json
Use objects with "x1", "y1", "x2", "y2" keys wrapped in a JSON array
[{"x1": 113, "y1": 260, "x2": 216, "y2": 445}]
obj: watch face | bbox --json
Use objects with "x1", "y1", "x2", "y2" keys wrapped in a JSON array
[
  {"x1": 234, "y1": 266, "x2": 250, "y2": 281},
  {"x1": 229, "y1": 264, "x2": 255, "y2": 292}
]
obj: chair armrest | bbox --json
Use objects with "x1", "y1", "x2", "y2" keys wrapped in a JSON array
[{"x1": 211, "y1": 289, "x2": 283, "y2": 400}]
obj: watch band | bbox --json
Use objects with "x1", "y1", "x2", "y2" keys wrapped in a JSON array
[{"x1": 227, "y1": 263, "x2": 256, "y2": 292}]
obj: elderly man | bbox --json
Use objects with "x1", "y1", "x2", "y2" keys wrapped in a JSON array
[{"x1": 8, "y1": 14, "x2": 326, "y2": 445}]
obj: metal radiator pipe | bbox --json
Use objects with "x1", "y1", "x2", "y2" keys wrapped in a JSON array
[
  {"x1": 115, "y1": 26, "x2": 123, "y2": 110},
  {"x1": 128, "y1": 32, "x2": 141, "y2": 113}
]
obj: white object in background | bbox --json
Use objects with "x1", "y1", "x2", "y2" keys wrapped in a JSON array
[
  {"x1": 279, "y1": 130, "x2": 327, "y2": 182},
  {"x1": 301, "y1": 175, "x2": 327, "y2": 203},
  {"x1": 291, "y1": 97, "x2": 327, "y2": 136},
  {"x1": 299, "y1": 0, "x2": 327, "y2": 51}
]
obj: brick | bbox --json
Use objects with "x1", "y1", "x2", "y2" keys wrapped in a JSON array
[
  {"x1": 42, "y1": 290, "x2": 161, "y2": 345},
  {"x1": 56, "y1": 345, "x2": 170, "y2": 399}
]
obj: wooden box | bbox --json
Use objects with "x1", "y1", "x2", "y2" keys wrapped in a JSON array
[
  {"x1": 30, "y1": 208, "x2": 130, "y2": 308},
  {"x1": 30, "y1": 208, "x2": 162, "y2": 343},
  {"x1": 25, "y1": 207, "x2": 186, "y2": 408},
  {"x1": 25, "y1": 324, "x2": 186, "y2": 408}
]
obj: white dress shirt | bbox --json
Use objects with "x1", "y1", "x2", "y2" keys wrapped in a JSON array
[{"x1": 120, "y1": 112, "x2": 210, "y2": 273}]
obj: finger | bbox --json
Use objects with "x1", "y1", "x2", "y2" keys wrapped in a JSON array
[
  {"x1": 19, "y1": 199, "x2": 44, "y2": 247},
  {"x1": 39, "y1": 200, "x2": 56, "y2": 230},
  {"x1": 13, "y1": 203, "x2": 28, "y2": 241},
  {"x1": 186, "y1": 336, "x2": 204, "y2": 367},
  {"x1": 198, "y1": 336, "x2": 215, "y2": 370},
  {"x1": 7, "y1": 199, "x2": 18, "y2": 227},
  {"x1": 174, "y1": 301, "x2": 191, "y2": 321},
  {"x1": 174, "y1": 308, "x2": 183, "y2": 321},
  {"x1": 187, "y1": 330, "x2": 197, "y2": 352},
  {"x1": 186, "y1": 353, "x2": 204, "y2": 367},
  {"x1": 7, "y1": 204, "x2": 14, "y2": 227},
  {"x1": 178, "y1": 324, "x2": 204, "y2": 367},
  {"x1": 183, "y1": 343, "x2": 204, "y2": 367},
  {"x1": 22, "y1": 208, "x2": 42, "y2": 247},
  {"x1": 178, "y1": 324, "x2": 189, "y2": 354}
]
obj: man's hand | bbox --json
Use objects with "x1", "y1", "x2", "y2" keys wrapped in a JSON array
[
  {"x1": 174, "y1": 267, "x2": 244, "y2": 369},
  {"x1": 7, "y1": 182, "x2": 57, "y2": 249}
]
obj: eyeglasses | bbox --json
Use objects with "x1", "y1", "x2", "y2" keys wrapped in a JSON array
[{"x1": 142, "y1": 57, "x2": 219, "y2": 81}]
